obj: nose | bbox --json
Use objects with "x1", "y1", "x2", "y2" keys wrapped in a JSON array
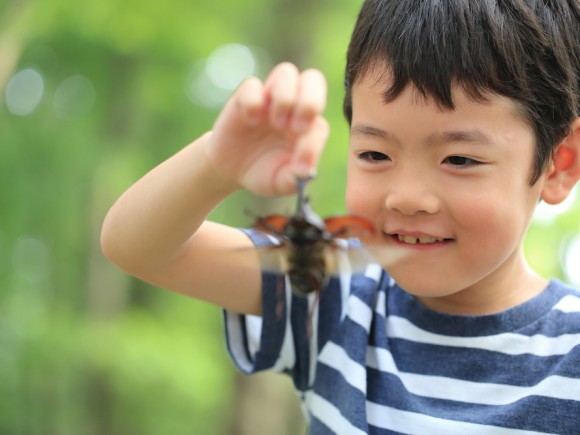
[{"x1": 384, "y1": 171, "x2": 440, "y2": 216}]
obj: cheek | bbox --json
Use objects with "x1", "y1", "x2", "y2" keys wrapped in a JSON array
[
  {"x1": 345, "y1": 184, "x2": 369, "y2": 215},
  {"x1": 345, "y1": 173, "x2": 382, "y2": 217},
  {"x1": 346, "y1": 160, "x2": 388, "y2": 217},
  {"x1": 453, "y1": 192, "x2": 530, "y2": 249}
]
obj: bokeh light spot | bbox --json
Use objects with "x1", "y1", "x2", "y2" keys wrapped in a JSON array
[
  {"x1": 534, "y1": 186, "x2": 578, "y2": 224},
  {"x1": 53, "y1": 75, "x2": 96, "y2": 119},
  {"x1": 5, "y1": 68, "x2": 45, "y2": 116},
  {"x1": 206, "y1": 43, "x2": 256, "y2": 90},
  {"x1": 186, "y1": 43, "x2": 259, "y2": 108},
  {"x1": 563, "y1": 236, "x2": 580, "y2": 286}
]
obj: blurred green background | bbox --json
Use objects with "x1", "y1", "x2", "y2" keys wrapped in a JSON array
[{"x1": 1, "y1": 0, "x2": 578, "y2": 434}]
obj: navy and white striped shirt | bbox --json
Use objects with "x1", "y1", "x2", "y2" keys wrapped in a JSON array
[{"x1": 224, "y1": 230, "x2": 580, "y2": 434}]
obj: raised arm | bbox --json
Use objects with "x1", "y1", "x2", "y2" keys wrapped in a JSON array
[{"x1": 100, "y1": 63, "x2": 328, "y2": 315}]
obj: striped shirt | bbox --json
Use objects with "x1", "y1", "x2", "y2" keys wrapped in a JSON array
[{"x1": 224, "y1": 230, "x2": 580, "y2": 434}]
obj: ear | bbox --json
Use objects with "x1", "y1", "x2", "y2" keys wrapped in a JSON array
[{"x1": 541, "y1": 117, "x2": 580, "y2": 205}]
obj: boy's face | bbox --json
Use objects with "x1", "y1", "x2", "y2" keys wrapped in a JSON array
[{"x1": 346, "y1": 70, "x2": 549, "y2": 314}]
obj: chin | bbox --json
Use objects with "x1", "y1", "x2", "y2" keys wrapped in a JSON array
[{"x1": 386, "y1": 271, "x2": 463, "y2": 299}]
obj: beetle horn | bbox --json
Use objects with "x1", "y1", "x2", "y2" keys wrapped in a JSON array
[{"x1": 295, "y1": 175, "x2": 314, "y2": 217}]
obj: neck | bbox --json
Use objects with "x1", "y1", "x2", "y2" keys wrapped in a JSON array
[{"x1": 417, "y1": 253, "x2": 548, "y2": 315}]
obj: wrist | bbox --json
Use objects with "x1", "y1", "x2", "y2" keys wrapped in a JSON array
[{"x1": 195, "y1": 131, "x2": 243, "y2": 197}]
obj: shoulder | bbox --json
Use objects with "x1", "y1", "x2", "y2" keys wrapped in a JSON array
[
  {"x1": 538, "y1": 279, "x2": 580, "y2": 328},
  {"x1": 532, "y1": 279, "x2": 580, "y2": 339},
  {"x1": 547, "y1": 278, "x2": 580, "y2": 309}
]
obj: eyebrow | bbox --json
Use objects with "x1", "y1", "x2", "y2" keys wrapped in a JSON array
[
  {"x1": 426, "y1": 130, "x2": 492, "y2": 146},
  {"x1": 350, "y1": 124, "x2": 493, "y2": 146},
  {"x1": 350, "y1": 125, "x2": 391, "y2": 140}
]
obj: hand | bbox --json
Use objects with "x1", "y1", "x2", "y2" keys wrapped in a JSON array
[{"x1": 205, "y1": 62, "x2": 329, "y2": 196}]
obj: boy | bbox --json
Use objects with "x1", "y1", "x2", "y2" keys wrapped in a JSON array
[{"x1": 101, "y1": 0, "x2": 580, "y2": 433}]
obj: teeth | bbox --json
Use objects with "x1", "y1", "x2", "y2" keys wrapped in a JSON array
[{"x1": 397, "y1": 234, "x2": 444, "y2": 245}]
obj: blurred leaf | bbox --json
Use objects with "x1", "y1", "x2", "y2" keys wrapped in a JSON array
[{"x1": 1, "y1": 0, "x2": 579, "y2": 434}]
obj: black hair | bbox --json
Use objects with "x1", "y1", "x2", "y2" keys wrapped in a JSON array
[{"x1": 344, "y1": 0, "x2": 580, "y2": 184}]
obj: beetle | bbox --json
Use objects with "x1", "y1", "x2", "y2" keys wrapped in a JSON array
[{"x1": 252, "y1": 176, "x2": 376, "y2": 297}]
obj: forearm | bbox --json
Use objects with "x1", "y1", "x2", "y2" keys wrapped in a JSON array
[
  {"x1": 100, "y1": 64, "x2": 327, "y2": 312},
  {"x1": 100, "y1": 132, "x2": 239, "y2": 275}
]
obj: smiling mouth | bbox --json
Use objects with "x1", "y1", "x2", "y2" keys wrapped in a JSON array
[{"x1": 393, "y1": 234, "x2": 450, "y2": 245}]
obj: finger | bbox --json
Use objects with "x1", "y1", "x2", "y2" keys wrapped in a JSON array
[
  {"x1": 264, "y1": 62, "x2": 300, "y2": 130},
  {"x1": 291, "y1": 69, "x2": 327, "y2": 133},
  {"x1": 291, "y1": 116, "x2": 329, "y2": 178},
  {"x1": 235, "y1": 77, "x2": 266, "y2": 125}
]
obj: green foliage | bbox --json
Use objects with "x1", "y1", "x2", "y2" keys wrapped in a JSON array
[
  {"x1": 82, "y1": 296, "x2": 235, "y2": 435},
  {"x1": 0, "y1": 0, "x2": 348, "y2": 433}
]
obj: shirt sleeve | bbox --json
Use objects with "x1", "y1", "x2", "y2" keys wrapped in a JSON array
[{"x1": 223, "y1": 228, "x2": 315, "y2": 390}]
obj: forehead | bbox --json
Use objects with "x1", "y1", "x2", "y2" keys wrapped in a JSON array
[
  {"x1": 351, "y1": 67, "x2": 529, "y2": 129},
  {"x1": 349, "y1": 69, "x2": 538, "y2": 160}
]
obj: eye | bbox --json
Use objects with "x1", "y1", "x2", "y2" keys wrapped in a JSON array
[
  {"x1": 358, "y1": 151, "x2": 390, "y2": 162},
  {"x1": 442, "y1": 155, "x2": 482, "y2": 167}
]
